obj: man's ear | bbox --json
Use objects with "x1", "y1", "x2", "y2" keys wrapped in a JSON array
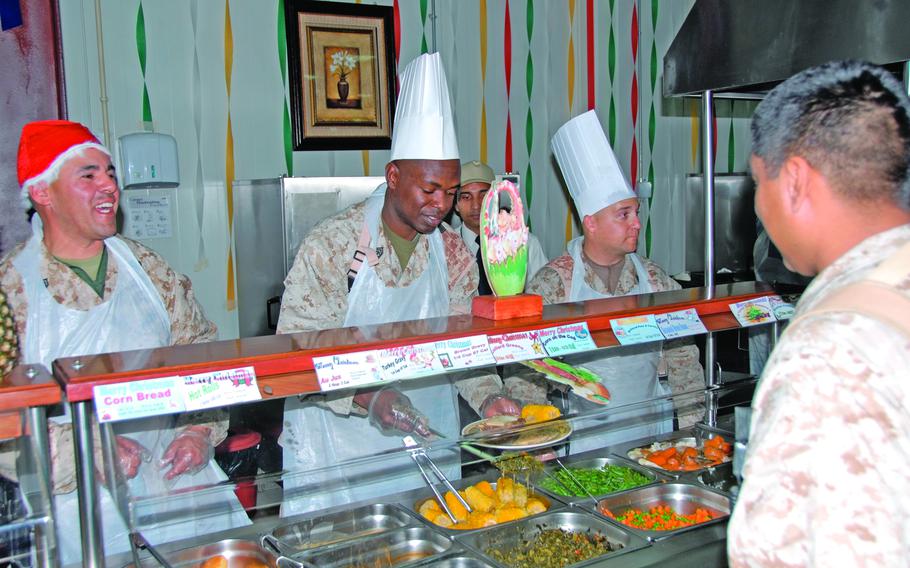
[
  {"x1": 779, "y1": 156, "x2": 813, "y2": 215},
  {"x1": 385, "y1": 161, "x2": 400, "y2": 191},
  {"x1": 28, "y1": 182, "x2": 51, "y2": 207},
  {"x1": 581, "y1": 214, "x2": 596, "y2": 234}
]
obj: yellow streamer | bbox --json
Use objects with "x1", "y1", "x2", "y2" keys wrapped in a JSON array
[
  {"x1": 481, "y1": 106, "x2": 488, "y2": 163},
  {"x1": 361, "y1": 150, "x2": 370, "y2": 176},
  {"x1": 480, "y1": 0, "x2": 487, "y2": 81},
  {"x1": 225, "y1": 0, "x2": 236, "y2": 311},
  {"x1": 565, "y1": 210, "x2": 573, "y2": 244}
]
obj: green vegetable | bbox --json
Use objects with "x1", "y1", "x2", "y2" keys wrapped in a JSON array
[
  {"x1": 485, "y1": 528, "x2": 619, "y2": 568},
  {"x1": 539, "y1": 465, "x2": 651, "y2": 497}
]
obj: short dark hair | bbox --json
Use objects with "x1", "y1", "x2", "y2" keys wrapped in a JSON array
[{"x1": 751, "y1": 60, "x2": 910, "y2": 207}]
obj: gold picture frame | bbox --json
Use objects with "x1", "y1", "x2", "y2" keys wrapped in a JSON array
[{"x1": 285, "y1": 1, "x2": 396, "y2": 150}]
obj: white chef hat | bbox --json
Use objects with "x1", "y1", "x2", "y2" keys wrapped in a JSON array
[
  {"x1": 551, "y1": 110, "x2": 635, "y2": 217},
  {"x1": 390, "y1": 52, "x2": 460, "y2": 161}
]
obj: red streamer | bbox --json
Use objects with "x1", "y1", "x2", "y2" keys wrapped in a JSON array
[
  {"x1": 505, "y1": 0, "x2": 513, "y2": 172},
  {"x1": 586, "y1": 0, "x2": 594, "y2": 109}
]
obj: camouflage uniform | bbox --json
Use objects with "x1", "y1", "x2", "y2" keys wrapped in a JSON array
[
  {"x1": 728, "y1": 224, "x2": 910, "y2": 567},
  {"x1": 526, "y1": 252, "x2": 706, "y2": 427},
  {"x1": 277, "y1": 198, "x2": 506, "y2": 416},
  {"x1": 0, "y1": 235, "x2": 226, "y2": 492}
]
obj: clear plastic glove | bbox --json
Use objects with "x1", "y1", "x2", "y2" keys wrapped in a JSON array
[
  {"x1": 480, "y1": 394, "x2": 522, "y2": 419},
  {"x1": 159, "y1": 427, "x2": 213, "y2": 480},
  {"x1": 367, "y1": 388, "x2": 432, "y2": 437},
  {"x1": 116, "y1": 435, "x2": 150, "y2": 480}
]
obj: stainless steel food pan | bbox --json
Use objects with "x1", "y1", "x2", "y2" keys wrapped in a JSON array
[
  {"x1": 455, "y1": 510, "x2": 647, "y2": 568},
  {"x1": 265, "y1": 503, "x2": 414, "y2": 554},
  {"x1": 290, "y1": 526, "x2": 453, "y2": 568},
  {"x1": 137, "y1": 538, "x2": 278, "y2": 567},
  {"x1": 616, "y1": 426, "x2": 732, "y2": 477},
  {"x1": 409, "y1": 481, "x2": 558, "y2": 535},
  {"x1": 696, "y1": 463, "x2": 739, "y2": 498},
  {"x1": 595, "y1": 483, "x2": 730, "y2": 541},
  {"x1": 415, "y1": 554, "x2": 495, "y2": 567},
  {"x1": 534, "y1": 456, "x2": 661, "y2": 505}
]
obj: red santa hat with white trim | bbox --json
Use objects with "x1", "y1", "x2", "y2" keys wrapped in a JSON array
[{"x1": 17, "y1": 120, "x2": 110, "y2": 208}]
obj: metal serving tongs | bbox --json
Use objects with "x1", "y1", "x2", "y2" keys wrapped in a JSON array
[
  {"x1": 552, "y1": 457, "x2": 600, "y2": 508},
  {"x1": 403, "y1": 435, "x2": 472, "y2": 524},
  {"x1": 130, "y1": 532, "x2": 175, "y2": 568}
]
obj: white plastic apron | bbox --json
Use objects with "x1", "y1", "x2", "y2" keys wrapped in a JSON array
[
  {"x1": 14, "y1": 219, "x2": 249, "y2": 564},
  {"x1": 281, "y1": 187, "x2": 460, "y2": 517},
  {"x1": 560, "y1": 237, "x2": 673, "y2": 455}
]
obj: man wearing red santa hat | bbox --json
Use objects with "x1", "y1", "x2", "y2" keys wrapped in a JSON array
[{"x1": 0, "y1": 120, "x2": 250, "y2": 563}]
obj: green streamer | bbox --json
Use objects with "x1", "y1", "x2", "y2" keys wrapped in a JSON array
[
  {"x1": 527, "y1": 0, "x2": 534, "y2": 41},
  {"x1": 607, "y1": 20, "x2": 616, "y2": 81},
  {"x1": 525, "y1": 0, "x2": 534, "y2": 228},
  {"x1": 526, "y1": 53, "x2": 534, "y2": 96},
  {"x1": 278, "y1": 0, "x2": 292, "y2": 175},
  {"x1": 278, "y1": 0, "x2": 287, "y2": 86},
  {"x1": 608, "y1": 98, "x2": 616, "y2": 145},
  {"x1": 420, "y1": 0, "x2": 429, "y2": 54},
  {"x1": 136, "y1": 3, "x2": 152, "y2": 126}
]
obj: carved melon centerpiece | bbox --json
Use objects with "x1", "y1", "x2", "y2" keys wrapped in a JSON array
[{"x1": 479, "y1": 180, "x2": 530, "y2": 296}]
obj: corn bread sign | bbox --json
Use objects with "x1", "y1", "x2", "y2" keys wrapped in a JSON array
[{"x1": 93, "y1": 366, "x2": 261, "y2": 422}]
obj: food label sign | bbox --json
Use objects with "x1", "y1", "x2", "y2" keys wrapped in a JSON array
[
  {"x1": 434, "y1": 335, "x2": 496, "y2": 369},
  {"x1": 378, "y1": 343, "x2": 445, "y2": 381},
  {"x1": 769, "y1": 295, "x2": 796, "y2": 320},
  {"x1": 314, "y1": 351, "x2": 383, "y2": 391},
  {"x1": 730, "y1": 297, "x2": 777, "y2": 327},
  {"x1": 94, "y1": 376, "x2": 184, "y2": 423},
  {"x1": 181, "y1": 366, "x2": 262, "y2": 411},
  {"x1": 654, "y1": 308, "x2": 708, "y2": 339},
  {"x1": 538, "y1": 322, "x2": 598, "y2": 356},
  {"x1": 488, "y1": 331, "x2": 547, "y2": 363},
  {"x1": 610, "y1": 314, "x2": 665, "y2": 345}
]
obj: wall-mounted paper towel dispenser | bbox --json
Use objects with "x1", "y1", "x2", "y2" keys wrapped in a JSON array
[{"x1": 118, "y1": 132, "x2": 180, "y2": 189}]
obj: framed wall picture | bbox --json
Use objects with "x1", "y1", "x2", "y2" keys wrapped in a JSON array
[{"x1": 285, "y1": 1, "x2": 396, "y2": 151}]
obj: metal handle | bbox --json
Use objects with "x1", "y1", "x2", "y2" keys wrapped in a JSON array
[
  {"x1": 130, "y1": 532, "x2": 175, "y2": 568},
  {"x1": 267, "y1": 295, "x2": 281, "y2": 330},
  {"x1": 553, "y1": 457, "x2": 600, "y2": 508},
  {"x1": 261, "y1": 534, "x2": 289, "y2": 557}
]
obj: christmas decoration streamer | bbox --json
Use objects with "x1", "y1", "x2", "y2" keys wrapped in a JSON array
[
  {"x1": 480, "y1": 0, "x2": 488, "y2": 162},
  {"x1": 586, "y1": 0, "x2": 594, "y2": 109},
  {"x1": 136, "y1": 2, "x2": 152, "y2": 129},
  {"x1": 419, "y1": 0, "x2": 429, "y2": 54},
  {"x1": 645, "y1": 0, "x2": 658, "y2": 256},
  {"x1": 504, "y1": 0, "x2": 512, "y2": 173},
  {"x1": 607, "y1": 0, "x2": 616, "y2": 143},
  {"x1": 278, "y1": 0, "x2": 293, "y2": 176},
  {"x1": 564, "y1": 0, "x2": 576, "y2": 244},
  {"x1": 630, "y1": 3, "x2": 639, "y2": 184},
  {"x1": 393, "y1": 0, "x2": 400, "y2": 93},
  {"x1": 191, "y1": 0, "x2": 208, "y2": 270},
  {"x1": 524, "y1": 0, "x2": 534, "y2": 231},
  {"x1": 224, "y1": 0, "x2": 236, "y2": 311}
]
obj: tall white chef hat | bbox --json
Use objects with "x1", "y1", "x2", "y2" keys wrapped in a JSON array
[
  {"x1": 551, "y1": 110, "x2": 635, "y2": 218},
  {"x1": 390, "y1": 52, "x2": 460, "y2": 161}
]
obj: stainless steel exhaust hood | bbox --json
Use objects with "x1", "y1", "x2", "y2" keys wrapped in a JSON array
[{"x1": 664, "y1": 0, "x2": 910, "y2": 97}]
